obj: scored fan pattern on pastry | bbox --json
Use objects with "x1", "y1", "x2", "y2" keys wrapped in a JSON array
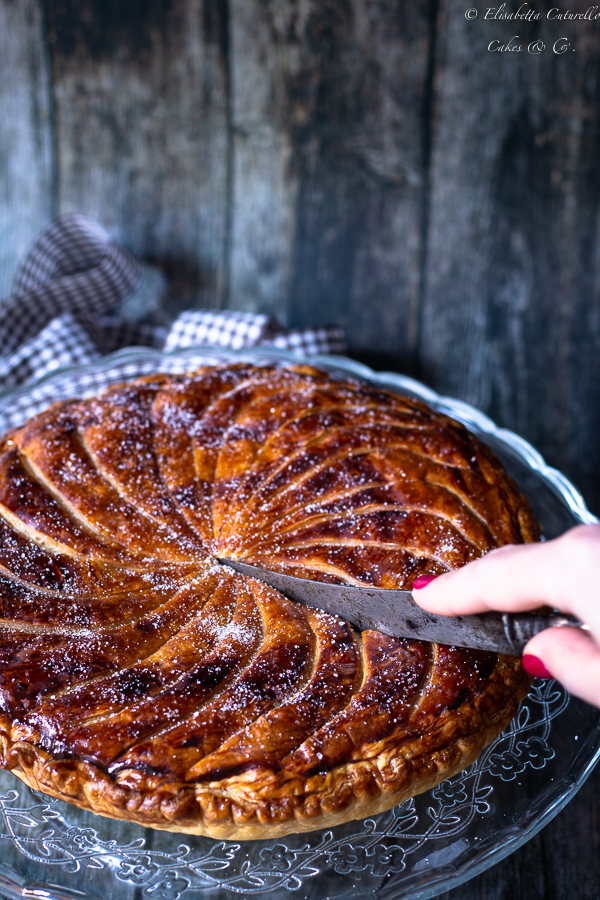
[{"x1": 0, "y1": 364, "x2": 536, "y2": 838}]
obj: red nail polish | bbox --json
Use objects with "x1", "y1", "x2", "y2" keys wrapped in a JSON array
[
  {"x1": 413, "y1": 575, "x2": 438, "y2": 590},
  {"x1": 522, "y1": 655, "x2": 553, "y2": 679}
]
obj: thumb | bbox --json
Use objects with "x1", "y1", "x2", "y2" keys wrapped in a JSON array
[{"x1": 524, "y1": 627, "x2": 600, "y2": 708}]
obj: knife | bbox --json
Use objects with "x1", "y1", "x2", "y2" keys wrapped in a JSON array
[{"x1": 217, "y1": 557, "x2": 586, "y2": 656}]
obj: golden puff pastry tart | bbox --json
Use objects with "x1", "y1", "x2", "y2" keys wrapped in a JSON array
[{"x1": 0, "y1": 364, "x2": 536, "y2": 839}]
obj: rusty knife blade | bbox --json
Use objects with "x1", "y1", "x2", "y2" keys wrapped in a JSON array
[{"x1": 217, "y1": 557, "x2": 584, "y2": 656}]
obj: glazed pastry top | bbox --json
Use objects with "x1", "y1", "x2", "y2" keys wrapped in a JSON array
[{"x1": 0, "y1": 364, "x2": 537, "y2": 803}]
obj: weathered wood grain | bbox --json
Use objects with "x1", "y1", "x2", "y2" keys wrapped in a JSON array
[
  {"x1": 228, "y1": 0, "x2": 434, "y2": 364},
  {"x1": 226, "y1": 0, "x2": 302, "y2": 320},
  {"x1": 420, "y1": 2, "x2": 600, "y2": 513},
  {"x1": 0, "y1": 0, "x2": 55, "y2": 298},
  {"x1": 45, "y1": 0, "x2": 230, "y2": 311}
]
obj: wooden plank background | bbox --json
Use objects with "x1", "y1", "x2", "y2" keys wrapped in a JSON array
[
  {"x1": 0, "y1": 2, "x2": 599, "y2": 896},
  {"x1": 0, "y1": 0, "x2": 55, "y2": 298}
]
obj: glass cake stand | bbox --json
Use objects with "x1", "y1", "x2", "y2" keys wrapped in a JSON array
[{"x1": 0, "y1": 346, "x2": 597, "y2": 900}]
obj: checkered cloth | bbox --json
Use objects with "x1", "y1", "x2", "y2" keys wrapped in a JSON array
[{"x1": 0, "y1": 215, "x2": 346, "y2": 391}]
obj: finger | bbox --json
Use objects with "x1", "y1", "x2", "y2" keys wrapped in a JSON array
[
  {"x1": 412, "y1": 525, "x2": 600, "y2": 622},
  {"x1": 412, "y1": 543, "x2": 562, "y2": 616},
  {"x1": 523, "y1": 627, "x2": 600, "y2": 708}
]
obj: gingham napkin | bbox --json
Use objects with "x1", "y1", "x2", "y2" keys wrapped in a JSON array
[{"x1": 0, "y1": 215, "x2": 346, "y2": 391}]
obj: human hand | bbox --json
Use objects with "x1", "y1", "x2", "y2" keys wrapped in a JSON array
[{"x1": 412, "y1": 524, "x2": 600, "y2": 708}]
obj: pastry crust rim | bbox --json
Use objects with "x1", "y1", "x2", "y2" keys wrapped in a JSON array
[{"x1": 0, "y1": 658, "x2": 531, "y2": 841}]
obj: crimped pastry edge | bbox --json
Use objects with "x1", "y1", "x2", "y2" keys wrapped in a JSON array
[{"x1": 0, "y1": 657, "x2": 531, "y2": 841}]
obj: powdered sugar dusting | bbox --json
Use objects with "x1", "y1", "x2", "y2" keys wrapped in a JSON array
[{"x1": 0, "y1": 362, "x2": 535, "y2": 801}]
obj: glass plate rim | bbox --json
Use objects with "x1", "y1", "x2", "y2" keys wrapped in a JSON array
[{"x1": 0, "y1": 342, "x2": 597, "y2": 900}]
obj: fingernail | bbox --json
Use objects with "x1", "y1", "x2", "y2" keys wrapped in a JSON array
[
  {"x1": 412, "y1": 575, "x2": 438, "y2": 590},
  {"x1": 522, "y1": 654, "x2": 553, "y2": 679}
]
